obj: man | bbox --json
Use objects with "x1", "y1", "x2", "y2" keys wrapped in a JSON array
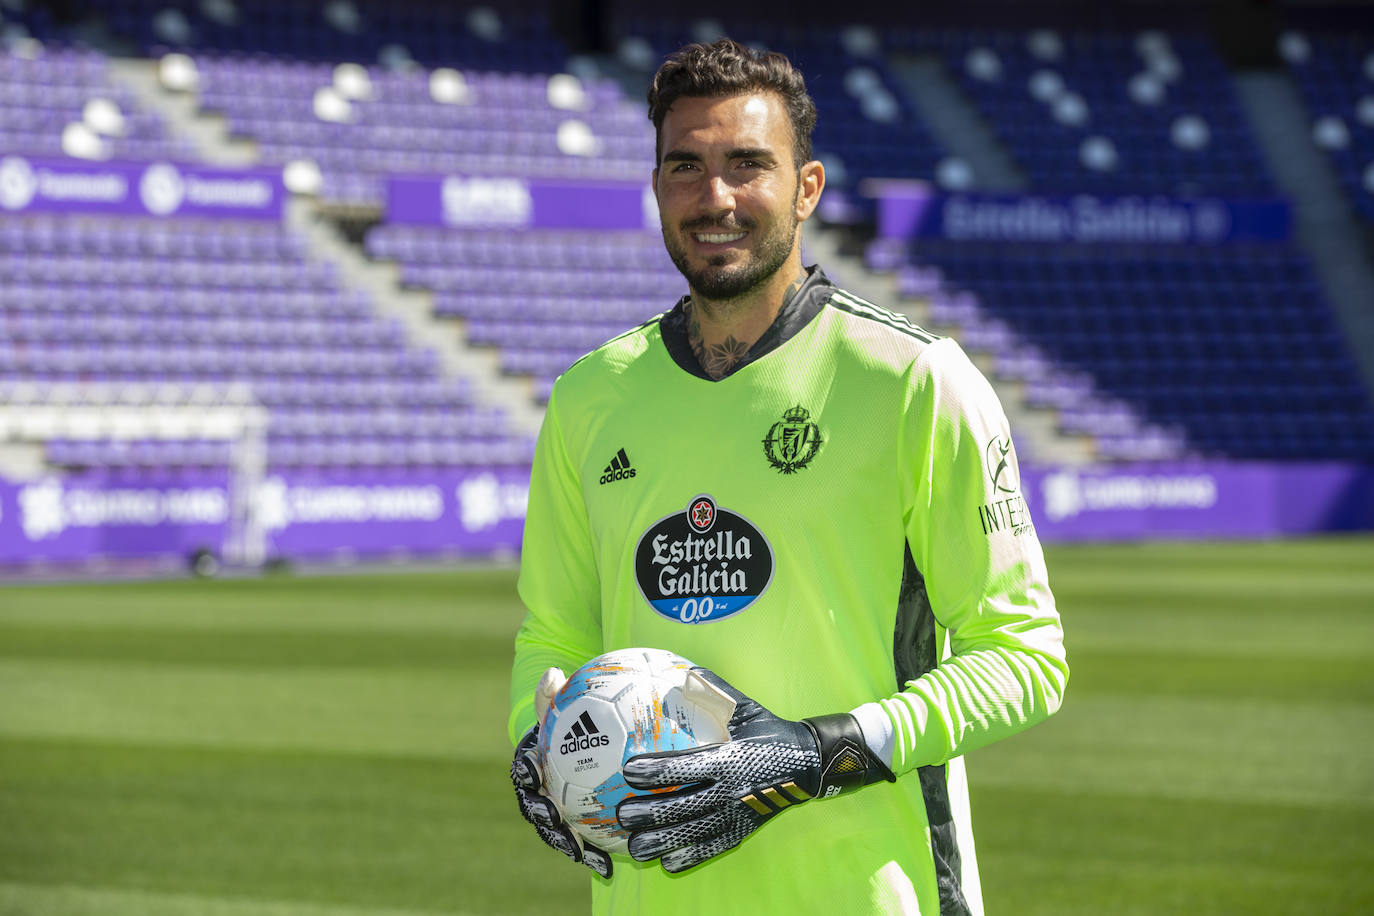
[{"x1": 509, "y1": 38, "x2": 1067, "y2": 915}]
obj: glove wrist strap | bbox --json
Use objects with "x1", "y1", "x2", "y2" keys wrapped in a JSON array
[{"x1": 803, "y1": 713, "x2": 897, "y2": 798}]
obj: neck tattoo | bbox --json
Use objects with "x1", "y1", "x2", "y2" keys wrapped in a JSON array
[
  {"x1": 686, "y1": 300, "x2": 750, "y2": 380},
  {"x1": 685, "y1": 269, "x2": 807, "y2": 381}
]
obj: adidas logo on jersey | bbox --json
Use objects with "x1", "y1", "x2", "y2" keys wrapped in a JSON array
[
  {"x1": 599, "y1": 448, "x2": 637, "y2": 485},
  {"x1": 559, "y1": 711, "x2": 610, "y2": 754}
]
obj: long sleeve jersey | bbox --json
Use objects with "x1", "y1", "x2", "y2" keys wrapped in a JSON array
[{"x1": 509, "y1": 267, "x2": 1068, "y2": 915}]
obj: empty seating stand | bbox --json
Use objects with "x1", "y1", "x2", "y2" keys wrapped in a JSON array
[
  {"x1": 366, "y1": 223, "x2": 682, "y2": 402},
  {"x1": 0, "y1": 214, "x2": 533, "y2": 471},
  {"x1": 193, "y1": 58, "x2": 653, "y2": 207},
  {"x1": 1281, "y1": 27, "x2": 1374, "y2": 226},
  {"x1": 884, "y1": 238, "x2": 1374, "y2": 461},
  {"x1": 907, "y1": 26, "x2": 1275, "y2": 196}
]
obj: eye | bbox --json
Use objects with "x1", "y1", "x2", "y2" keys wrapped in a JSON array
[{"x1": 670, "y1": 161, "x2": 699, "y2": 173}]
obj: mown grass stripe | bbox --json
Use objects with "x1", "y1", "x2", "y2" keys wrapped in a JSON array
[
  {"x1": 0, "y1": 737, "x2": 564, "y2": 915},
  {"x1": 0, "y1": 566, "x2": 523, "y2": 633},
  {"x1": 0, "y1": 624, "x2": 510, "y2": 672},
  {"x1": 970, "y1": 693, "x2": 1374, "y2": 809},
  {"x1": 1063, "y1": 648, "x2": 1374, "y2": 703},
  {"x1": 974, "y1": 784, "x2": 1374, "y2": 915},
  {"x1": 0, "y1": 882, "x2": 470, "y2": 916},
  {"x1": 0, "y1": 659, "x2": 495, "y2": 759}
]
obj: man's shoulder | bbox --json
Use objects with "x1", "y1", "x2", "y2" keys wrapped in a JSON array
[
  {"x1": 819, "y1": 285, "x2": 946, "y2": 357},
  {"x1": 815, "y1": 283, "x2": 997, "y2": 399},
  {"x1": 552, "y1": 312, "x2": 667, "y2": 394}
]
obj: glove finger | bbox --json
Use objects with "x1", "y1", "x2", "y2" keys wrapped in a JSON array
[
  {"x1": 535, "y1": 667, "x2": 567, "y2": 728},
  {"x1": 617, "y1": 781, "x2": 724, "y2": 830},
  {"x1": 515, "y1": 784, "x2": 561, "y2": 830},
  {"x1": 661, "y1": 830, "x2": 744, "y2": 874},
  {"x1": 534, "y1": 821, "x2": 583, "y2": 863},
  {"x1": 626, "y1": 809, "x2": 730, "y2": 863},
  {"x1": 581, "y1": 843, "x2": 613, "y2": 879},
  {"x1": 690, "y1": 667, "x2": 750, "y2": 705},
  {"x1": 622, "y1": 742, "x2": 732, "y2": 789},
  {"x1": 511, "y1": 725, "x2": 543, "y2": 790},
  {"x1": 510, "y1": 750, "x2": 542, "y2": 790}
]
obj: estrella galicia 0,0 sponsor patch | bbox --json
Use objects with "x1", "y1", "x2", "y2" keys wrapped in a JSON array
[{"x1": 634, "y1": 494, "x2": 774, "y2": 624}]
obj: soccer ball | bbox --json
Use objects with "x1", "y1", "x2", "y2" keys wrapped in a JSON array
[{"x1": 535, "y1": 647, "x2": 734, "y2": 855}]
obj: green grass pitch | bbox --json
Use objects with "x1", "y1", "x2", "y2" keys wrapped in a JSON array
[{"x1": 2, "y1": 537, "x2": 1372, "y2": 914}]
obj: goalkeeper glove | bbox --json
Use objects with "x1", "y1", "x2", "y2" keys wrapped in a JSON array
[
  {"x1": 617, "y1": 667, "x2": 895, "y2": 873},
  {"x1": 510, "y1": 668, "x2": 613, "y2": 879}
]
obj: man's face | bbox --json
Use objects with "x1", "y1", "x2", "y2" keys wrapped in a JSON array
[{"x1": 653, "y1": 92, "x2": 805, "y2": 301}]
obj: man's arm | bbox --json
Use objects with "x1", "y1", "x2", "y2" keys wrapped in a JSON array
[
  {"x1": 854, "y1": 337, "x2": 1068, "y2": 774},
  {"x1": 508, "y1": 386, "x2": 603, "y2": 744},
  {"x1": 507, "y1": 386, "x2": 613, "y2": 876}
]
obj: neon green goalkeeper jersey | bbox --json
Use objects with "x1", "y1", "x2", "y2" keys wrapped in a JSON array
[{"x1": 509, "y1": 267, "x2": 1068, "y2": 916}]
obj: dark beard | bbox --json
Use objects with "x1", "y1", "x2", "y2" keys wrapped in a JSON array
[{"x1": 663, "y1": 211, "x2": 799, "y2": 302}]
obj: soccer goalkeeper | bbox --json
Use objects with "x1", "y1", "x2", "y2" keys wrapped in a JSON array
[{"x1": 509, "y1": 37, "x2": 1068, "y2": 915}]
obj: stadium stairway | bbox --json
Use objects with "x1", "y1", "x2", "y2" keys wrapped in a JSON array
[
  {"x1": 886, "y1": 52, "x2": 1025, "y2": 192},
  {"x1": 109, "y1": 56, "x2": 258, "y2": 167},
  {"x1": 103, "y1": 55, "x2": 547, "y2": 440},
  {"x1": 283, "y1": 199, "x2": 546, "y2": 438},
  {"x1": 1233, "y1": 69, "x2": 1374, "y2": 398}
]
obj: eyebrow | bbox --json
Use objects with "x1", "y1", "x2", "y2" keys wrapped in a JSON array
[{"x1": 661, "y1": 147, "x2": 777, "y2": 164}]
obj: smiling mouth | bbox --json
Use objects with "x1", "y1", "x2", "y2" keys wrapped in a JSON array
[{"x1": 693, "y1": 231, "x2": 747, "y2": 244}]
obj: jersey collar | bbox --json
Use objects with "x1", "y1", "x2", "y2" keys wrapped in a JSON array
[{"x1": 659, "y1": 265, "x2": 835, "y2": 381}]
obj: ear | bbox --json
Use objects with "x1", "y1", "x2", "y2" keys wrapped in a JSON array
[
  {"x1": 651, "y1": 167, "x2": 659, "y2": 197},
  {"x1": 795, "y1": 159, "x2": 825, "y2": 221}
]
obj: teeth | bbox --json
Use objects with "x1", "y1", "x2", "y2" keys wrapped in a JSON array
[{"x1": 696, "y1": 231, "x2": 746, "y2": 243}]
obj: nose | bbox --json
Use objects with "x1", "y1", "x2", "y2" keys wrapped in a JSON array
[{"x1": 699, "y1": 174, "x2": 735, "y2": 214}]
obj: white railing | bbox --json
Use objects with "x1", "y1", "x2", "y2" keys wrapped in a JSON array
[{"x1": 0, "y1": 381, "x2": 270, "y2": 566}]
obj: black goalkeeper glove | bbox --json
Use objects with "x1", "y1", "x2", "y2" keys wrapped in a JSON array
[
  {"x1": 510, "y1": 668, "x2": 612, "y2": 879},
  {"x1": 616, "y1": 667, "x2": 895, "y2": 873}
]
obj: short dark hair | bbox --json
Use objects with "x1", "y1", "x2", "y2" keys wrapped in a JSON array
[{"x1": 647, "y1": 38, "x2": 817, "y2": 169}]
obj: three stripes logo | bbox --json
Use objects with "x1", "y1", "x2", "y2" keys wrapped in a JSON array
[
  {"x1": 740, "y1": 780, "x2": 813, "y2": 817},
  {"x1": 559, "y1": 710, "x2": 610, "y2": 754},
  {"x1": 599, "y1": 447, "x2": 637, "y2": 485}
]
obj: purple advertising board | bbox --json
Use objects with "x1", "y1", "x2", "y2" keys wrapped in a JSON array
[
  {"x1": 864, "y1": 181, "x2": 1292, "y2": 244},
  {"x1": 0, "y1": 468, "x2": 232, "y2": 563},
  {"x1": 0, "y1": 155, "x2": 284, "y2": 220},
  {"x1": 0, "y1": 462, "x2": 1368, "y2": 570},
  {"x1": 1017, "y1": 461, "x2": 1374, "y2": 541},
  {"x1": 386, "y1": 173, "x2": 655, "y2": 230},
  {"x1": 258, "y1": 467, "x2": 529, "y2": 559},
  {"x1": 0, "y1": 467, "x2": 529, "y2": 566}
]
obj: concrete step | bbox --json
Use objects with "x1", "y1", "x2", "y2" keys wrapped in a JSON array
[
  {"x1": 108, "y1": 57, "x2": 259, "y2": 167},
  {"x1": 284, "y1": 199, "x2": 546, "y2": 438}
]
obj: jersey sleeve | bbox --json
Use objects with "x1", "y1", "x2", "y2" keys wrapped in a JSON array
[
  {"x1": 856, "y1": 338, "x2": 1068, "y2": 775},
  {"x1": 508, "y1": 384, "x2": 605, "y2": 745}
]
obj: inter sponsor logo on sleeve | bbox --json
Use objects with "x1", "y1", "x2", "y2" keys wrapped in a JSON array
[
  {"x1": 978, "y1": 434, "x2": 1034, "y2": 537},
  {"x1": 634, "y1": 494, "x2": 774, "y2": 624}
]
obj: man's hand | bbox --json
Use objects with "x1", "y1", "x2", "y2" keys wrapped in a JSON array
[
  {"x1": 510, "y1": 668, "x2": 612, "y2": 878},
  {"x1": 617, "y1": 667, "x2": 895, "y2": 873}
]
